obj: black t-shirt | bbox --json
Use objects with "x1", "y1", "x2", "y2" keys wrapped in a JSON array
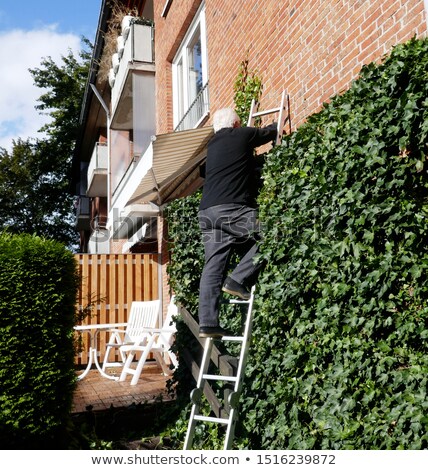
[{"x1": 199, "y1": 124, "x2": 277, "y2": 210}]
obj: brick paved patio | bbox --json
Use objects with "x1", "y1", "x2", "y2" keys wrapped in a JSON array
[{"x1": 72, "y1": 362, "x2": 174, "y2": 414}]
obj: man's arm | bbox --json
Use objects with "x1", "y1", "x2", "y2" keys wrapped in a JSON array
[{"x1": 248, "y1": 122, "x2": 278, "y2": 147}]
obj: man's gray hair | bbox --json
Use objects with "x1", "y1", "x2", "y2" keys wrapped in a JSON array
[{"x1": 212, "y1": 108, "x2": 240, "y2": 132}]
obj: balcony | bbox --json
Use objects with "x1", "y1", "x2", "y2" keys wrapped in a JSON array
[
  {"x1": 87, "y1": 143, "x2": 108, "y2": 197},
  {"x1": 174, "y1": 82, "x2": 210, "y2": 132},
  {"x1": 75, "y1": 196, "x2": 91, "y2": 231},
  {"x1": 110, "y1": 203, "x2": 159, "y2": 240},
  {"x1": 110, "y1": 22, "x2": 155, "y2": 124}
]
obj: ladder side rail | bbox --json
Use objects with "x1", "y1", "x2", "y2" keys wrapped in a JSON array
[
  {"x1": 224, "y1": 407, "x2": 239, "y2": 450},
  {"x1": 229, "y1": 286, "x2": 256, "y2": 397},
  {"x1": 247, "y1": 98, "x2": 258, "y2": 127},
  {"x1": 223, "y1": 286, "x2": 256, "y2": 449},
  {"x1": 275, "y1": 90, "x2": 287, "y2": 145},
  {"x1": 184, "y1": 338, "x2": 215, "y2": 450}
]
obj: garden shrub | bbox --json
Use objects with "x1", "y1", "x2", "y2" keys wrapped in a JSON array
[
  {"x1": 0, "y1": 232, "x2": 78, "y2": 449},
  {"x1": 166, "y1": 37, "x2": 428, "y2": 449}
]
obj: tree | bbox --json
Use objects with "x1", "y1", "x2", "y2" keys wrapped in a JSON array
[
  {"x1": 31, "y1": 38, "x2": 92, "y2": 145},
  {"x1": 0, "y1": 139, "x2": 74, "y2": 245},
  {"x1": 0, "y1": 39, "x2": 92, "y2": 248}
]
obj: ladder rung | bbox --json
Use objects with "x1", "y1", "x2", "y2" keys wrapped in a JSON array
[
  {"x1": 251, "y1": 106, "x2": 282, "y2": 117},
  {"x1": 202, "y1": 374, "x2": 238, "y2": 382},
  {"x1": 221, "y1": 335, "x2": 244, "y2": 342},
  {"x1": 194, "y1": 415, "x2": 229, "y2": 425},
  {"x1": 228, "y1": 299, "x2": 251, "y2": 304}
]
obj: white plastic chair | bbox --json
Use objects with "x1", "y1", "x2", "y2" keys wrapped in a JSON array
[
  {"x1": 118, "y1": 296, "x2": 179, "y2": 385},
  {"x1": 101, "y1": 300, "x2": 160, "y2": 371}
]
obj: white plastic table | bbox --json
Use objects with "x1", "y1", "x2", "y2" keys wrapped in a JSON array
[{"x1": 74, "y1": 322, "x2": 127, "y2": 380}]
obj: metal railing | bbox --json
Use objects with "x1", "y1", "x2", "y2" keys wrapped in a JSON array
[
  {"x1": 75, "y1": 196, "x2": 90, "y2": 218},
  {"x1": 174, "y1": 82, "x2": 210, "y2": 132}
]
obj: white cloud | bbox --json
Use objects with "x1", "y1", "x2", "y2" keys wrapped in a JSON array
[{"x1": 0, "y1": 26, "x2": 81, "y2": 151}]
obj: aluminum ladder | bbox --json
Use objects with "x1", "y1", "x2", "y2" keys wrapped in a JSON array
[
  {"x1": 183, "y1": 286, "x2": 256, "y2": 450},
  {"x1": 247, "y1": 89, "x2": 289, "y2": 145}
]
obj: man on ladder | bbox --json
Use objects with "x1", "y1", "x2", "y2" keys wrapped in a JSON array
[
  {"x1": 197, "y1": 106, "x2": 279, "y2": 338},
  {"x1": 185, "y1": 93, "x2": 288, "y2": 449}
]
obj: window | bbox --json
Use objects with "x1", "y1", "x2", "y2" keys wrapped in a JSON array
[{"x1": 172, "y1": 4, "x2": 209, "y2": 131}]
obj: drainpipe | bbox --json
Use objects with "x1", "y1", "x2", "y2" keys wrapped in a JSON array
[
  {"x1": 90, "y1": 84, "x2": 111, "y2": 250},
  {"x1": 158, "y1": 248, "x2": 163, "y2": 327}
]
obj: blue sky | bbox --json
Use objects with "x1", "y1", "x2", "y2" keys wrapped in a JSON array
[
  {"x1": 0, "y1": 0, "x2": 102, "y2": 150},
  {"x1": 0, "y1": 0, "x2": 100, "y2": 39}
]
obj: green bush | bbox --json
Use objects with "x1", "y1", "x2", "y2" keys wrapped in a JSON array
[
  {"x1": 166, "y1": 37, "x2": 428, "y2": 449},
  {"x1": 0, "y1": 232, "x2": 78, "y2": 449}
]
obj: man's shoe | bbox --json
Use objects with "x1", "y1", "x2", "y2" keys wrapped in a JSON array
[
  {"x1": 199, "y1": 326, "x2": 230, "y2": 338},
  {"x1": 222, "y1": 277, "x2": 251, "y2": 300}
]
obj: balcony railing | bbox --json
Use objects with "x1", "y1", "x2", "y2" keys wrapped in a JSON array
[
  {"x1": 110, "y1": 22, "x2": 155, "y2": 111},
  {"x1": 87, "y1": 142, "x2": 108, "y2": 197},
  {"x1": 174, "y1": 82, "x2": 210, "y2": 132}
]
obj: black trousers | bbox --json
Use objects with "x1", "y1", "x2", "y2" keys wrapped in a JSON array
[{"x1": 198, "y1": 203, "x2": 261, "y2": 327}]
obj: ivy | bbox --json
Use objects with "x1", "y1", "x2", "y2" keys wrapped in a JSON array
[
  {"x1": 233, "y1": 55, "x2": 263, "y2": 125},
  {"x1": 246, "y1": 36, "x2": 428, "y2": 450},
  {"x1": 166, "y1": 37, "x2": 428, "y2": 449}
]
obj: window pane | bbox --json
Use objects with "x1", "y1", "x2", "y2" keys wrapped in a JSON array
[
  {"x1": 187, "y1": 26, "x2": 202, "y2": 105},
  {"x1": 110, "y1": 129, "x2": 131, "y2": 195}
]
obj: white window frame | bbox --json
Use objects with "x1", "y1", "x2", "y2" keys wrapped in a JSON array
[
  {"x1": 425, "y1": 0, "x2": 428, "y2": 30},
  {"x1": 172, "y1": 3, "x2": 208, "y2": 129}
]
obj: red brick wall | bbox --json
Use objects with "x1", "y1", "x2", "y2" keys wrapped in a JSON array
[
  {"x1": 149, "y1": 0, "x2": 427, "y2": 309},
  {"x1": 111, "y1": 239, "x2": 127, "y2": 253},
  {"x1": 154, "y1": 0, "x2": 427, "y2": 134}
]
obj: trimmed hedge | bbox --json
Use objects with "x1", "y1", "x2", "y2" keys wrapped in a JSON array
[
  {"x1": 0, "y1": 232, "x2": 78, "y2": 449},
  {"x1": 166, "y1": 37, "x2": 428, "y2": 449}
]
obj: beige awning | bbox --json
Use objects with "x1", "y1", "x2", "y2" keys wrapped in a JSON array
[{"x1": 127, "y1": 126, "x2": 213, "y2": 206}]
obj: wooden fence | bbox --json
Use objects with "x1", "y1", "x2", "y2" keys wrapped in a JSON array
[{"x1": 74, "y1": 253, "x2": 159, "y2": 366}]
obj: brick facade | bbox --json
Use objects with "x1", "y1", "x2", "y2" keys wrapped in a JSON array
[
  {"x1": 154, "y1": 0, "x2": 203, "y2": 133},
  {"x1": 103, "y1": 0, "x2": 427, "y2": 310},
  {"x1": 154, "y1": 0, "x2": 427, "y2": 134}
]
